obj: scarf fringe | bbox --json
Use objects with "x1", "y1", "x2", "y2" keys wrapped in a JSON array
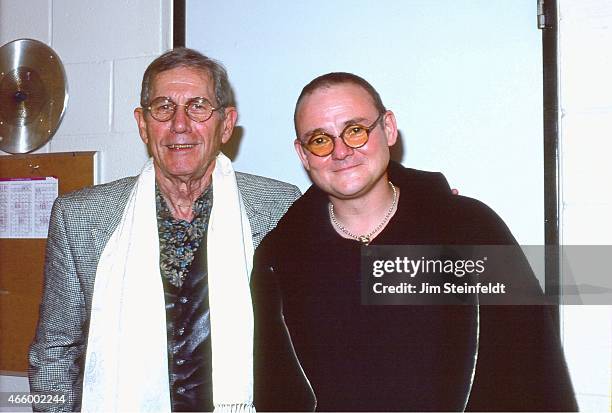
[{"x1": 214, "y1": 402, "x2": 256, "y2": 413}]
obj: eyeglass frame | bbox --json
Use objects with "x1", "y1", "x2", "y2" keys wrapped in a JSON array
[
  {"x1": 298, "y1": 112, "x2": 384, "y2": 157},
  {"x1": 144, "y1": 96, "x2": 223, "y2": 123}
]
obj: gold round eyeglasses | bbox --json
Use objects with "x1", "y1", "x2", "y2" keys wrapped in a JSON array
[{"x1": 299, "y1": 113, "x2": 383, "y2": 157}]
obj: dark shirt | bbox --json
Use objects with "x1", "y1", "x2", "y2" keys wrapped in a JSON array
[
  {"x1": 156, "y1": 185, "x2": 214, "y2": 412},
  {"x1": 253, "y1": 162, "x2": 577, "y2": 412}
]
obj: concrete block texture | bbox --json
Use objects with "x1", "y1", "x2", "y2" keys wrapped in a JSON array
[
  {"x1": 58, "y1": 61, "x2": 112, "y2": 136},
  {"x1": 52, "y1": 0, "x2": 163, "y2": 63},
  {"x1": 113, "y1": 55, "x2": 157, "y2": 133},
  {"x1": 0, "y1": 0, "x2": 50, "y2": 45}
]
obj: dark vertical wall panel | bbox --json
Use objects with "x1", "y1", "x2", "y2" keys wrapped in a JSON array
[
  {"x1": 542, "y1": 0, "x2": 560, "y2": 326},
  {"x1": 174, "y1": 0, "x2": 185, "y2": 47}
]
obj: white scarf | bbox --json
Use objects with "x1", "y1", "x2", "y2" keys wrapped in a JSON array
[{"x1": 82, "y1": 154, "x2": 255, "y2": 412}]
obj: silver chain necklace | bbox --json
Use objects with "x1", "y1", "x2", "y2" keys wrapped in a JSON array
[{"x1": 329, "y1": 181, "x2": 397, "y2": 245}]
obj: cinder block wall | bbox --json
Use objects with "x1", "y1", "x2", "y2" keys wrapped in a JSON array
[
  {"x1": 0, "y1": 1, "x2": 171, "y2": 402},
  {"x1": 0, "y1": 0, "x2": 172, "y2": 183}
]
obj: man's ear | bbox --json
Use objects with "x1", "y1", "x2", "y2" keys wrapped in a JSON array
[
  {"x1": 221, "y1": 107, "x2": 238, "y2": 144},
  {"x1": 382, "y1": 110, "x2": 398, "y2": 147},
  {"x1": 134, "y1": 108, "x2": 149, "y2": 144},
  {"x1": 294, "y1": 139, "x2": 311, "y2": 171}
]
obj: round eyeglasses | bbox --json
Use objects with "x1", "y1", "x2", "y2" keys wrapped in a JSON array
[
  {"x1": 299, "y1": 113, "x2": 384, "y2": 157},
  {"x1": 145, "y1": 96, "x2": 222, "y2": 123}
]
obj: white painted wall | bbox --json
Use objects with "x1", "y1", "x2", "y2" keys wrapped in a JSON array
[
  {"x1": 0, "y1": 0, "x2": 172, "y2": 183},
  {"x1": 0, "y1": 0, "x2": 171, "y2": 400},
  {"x1": 558, "y1": 1, "x2": 612, "y2": 411},
  {"x1": 187, "y1": 0, "x2": 545, "y2": 246}
]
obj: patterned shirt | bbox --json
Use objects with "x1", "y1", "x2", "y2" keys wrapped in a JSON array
[{"x1": 156, "y1": 184, "x2": 213, "y2": 288}]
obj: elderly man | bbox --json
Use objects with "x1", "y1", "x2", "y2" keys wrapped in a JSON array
[
  {"x1": 28, "y1": 48, "x2": 304, "y2": 412},
  {"x1": 252, "y1": 72, "x2": 578, "y2": 411}
]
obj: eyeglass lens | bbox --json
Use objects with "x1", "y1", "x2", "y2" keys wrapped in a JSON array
[
  {"x1": 147, "y1": 97, "x2": 217, "y2": 122},
  {"x1": 304, "y1": 114, "x2": 382, "y2": 156}
]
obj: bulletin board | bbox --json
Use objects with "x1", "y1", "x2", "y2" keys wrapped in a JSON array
[{"x1": 0, "y1": 152, "x2": 96, "y2": 373}]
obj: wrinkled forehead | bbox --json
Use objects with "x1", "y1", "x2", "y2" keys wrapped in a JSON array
[{"x1": 150, "y1": 66, "x2": 215, "y2": 100}]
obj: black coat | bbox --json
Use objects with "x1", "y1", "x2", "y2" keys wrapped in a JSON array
[{"x1": 252, "y1": 162, "x2": 577, "y2": 411}]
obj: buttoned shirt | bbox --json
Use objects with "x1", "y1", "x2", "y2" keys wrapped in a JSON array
[{"x1": 156, "y1": 185, "x2": 214, "y2": 411}]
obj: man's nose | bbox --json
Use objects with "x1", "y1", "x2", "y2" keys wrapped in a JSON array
[
  {"x1": 331, "y1": 137, "x2": 354, "y2": 160},
  {"x1": 171, "y1": 106, "x2": 191, "y2": 133}
]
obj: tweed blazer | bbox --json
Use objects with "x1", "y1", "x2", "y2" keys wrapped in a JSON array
[{"x1": 28, "y1": 171, "x2": 301, "y2": 412}]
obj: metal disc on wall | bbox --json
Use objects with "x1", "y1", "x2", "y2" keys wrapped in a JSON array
[{"x1": 0, "y1": 39, "x2": 68, "y2": 154}]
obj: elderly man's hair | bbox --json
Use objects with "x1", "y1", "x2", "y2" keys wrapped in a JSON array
[
  {"x1": 140, "y1": 47, "x2": 235, "y2": 112},
  {"x1": 294, "y1": 72, "x2": 387, "y2": 134}
]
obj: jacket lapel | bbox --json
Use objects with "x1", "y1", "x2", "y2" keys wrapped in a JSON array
[{"x1": 241, "y1": 196, "x2": 274, "y2": 247}]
